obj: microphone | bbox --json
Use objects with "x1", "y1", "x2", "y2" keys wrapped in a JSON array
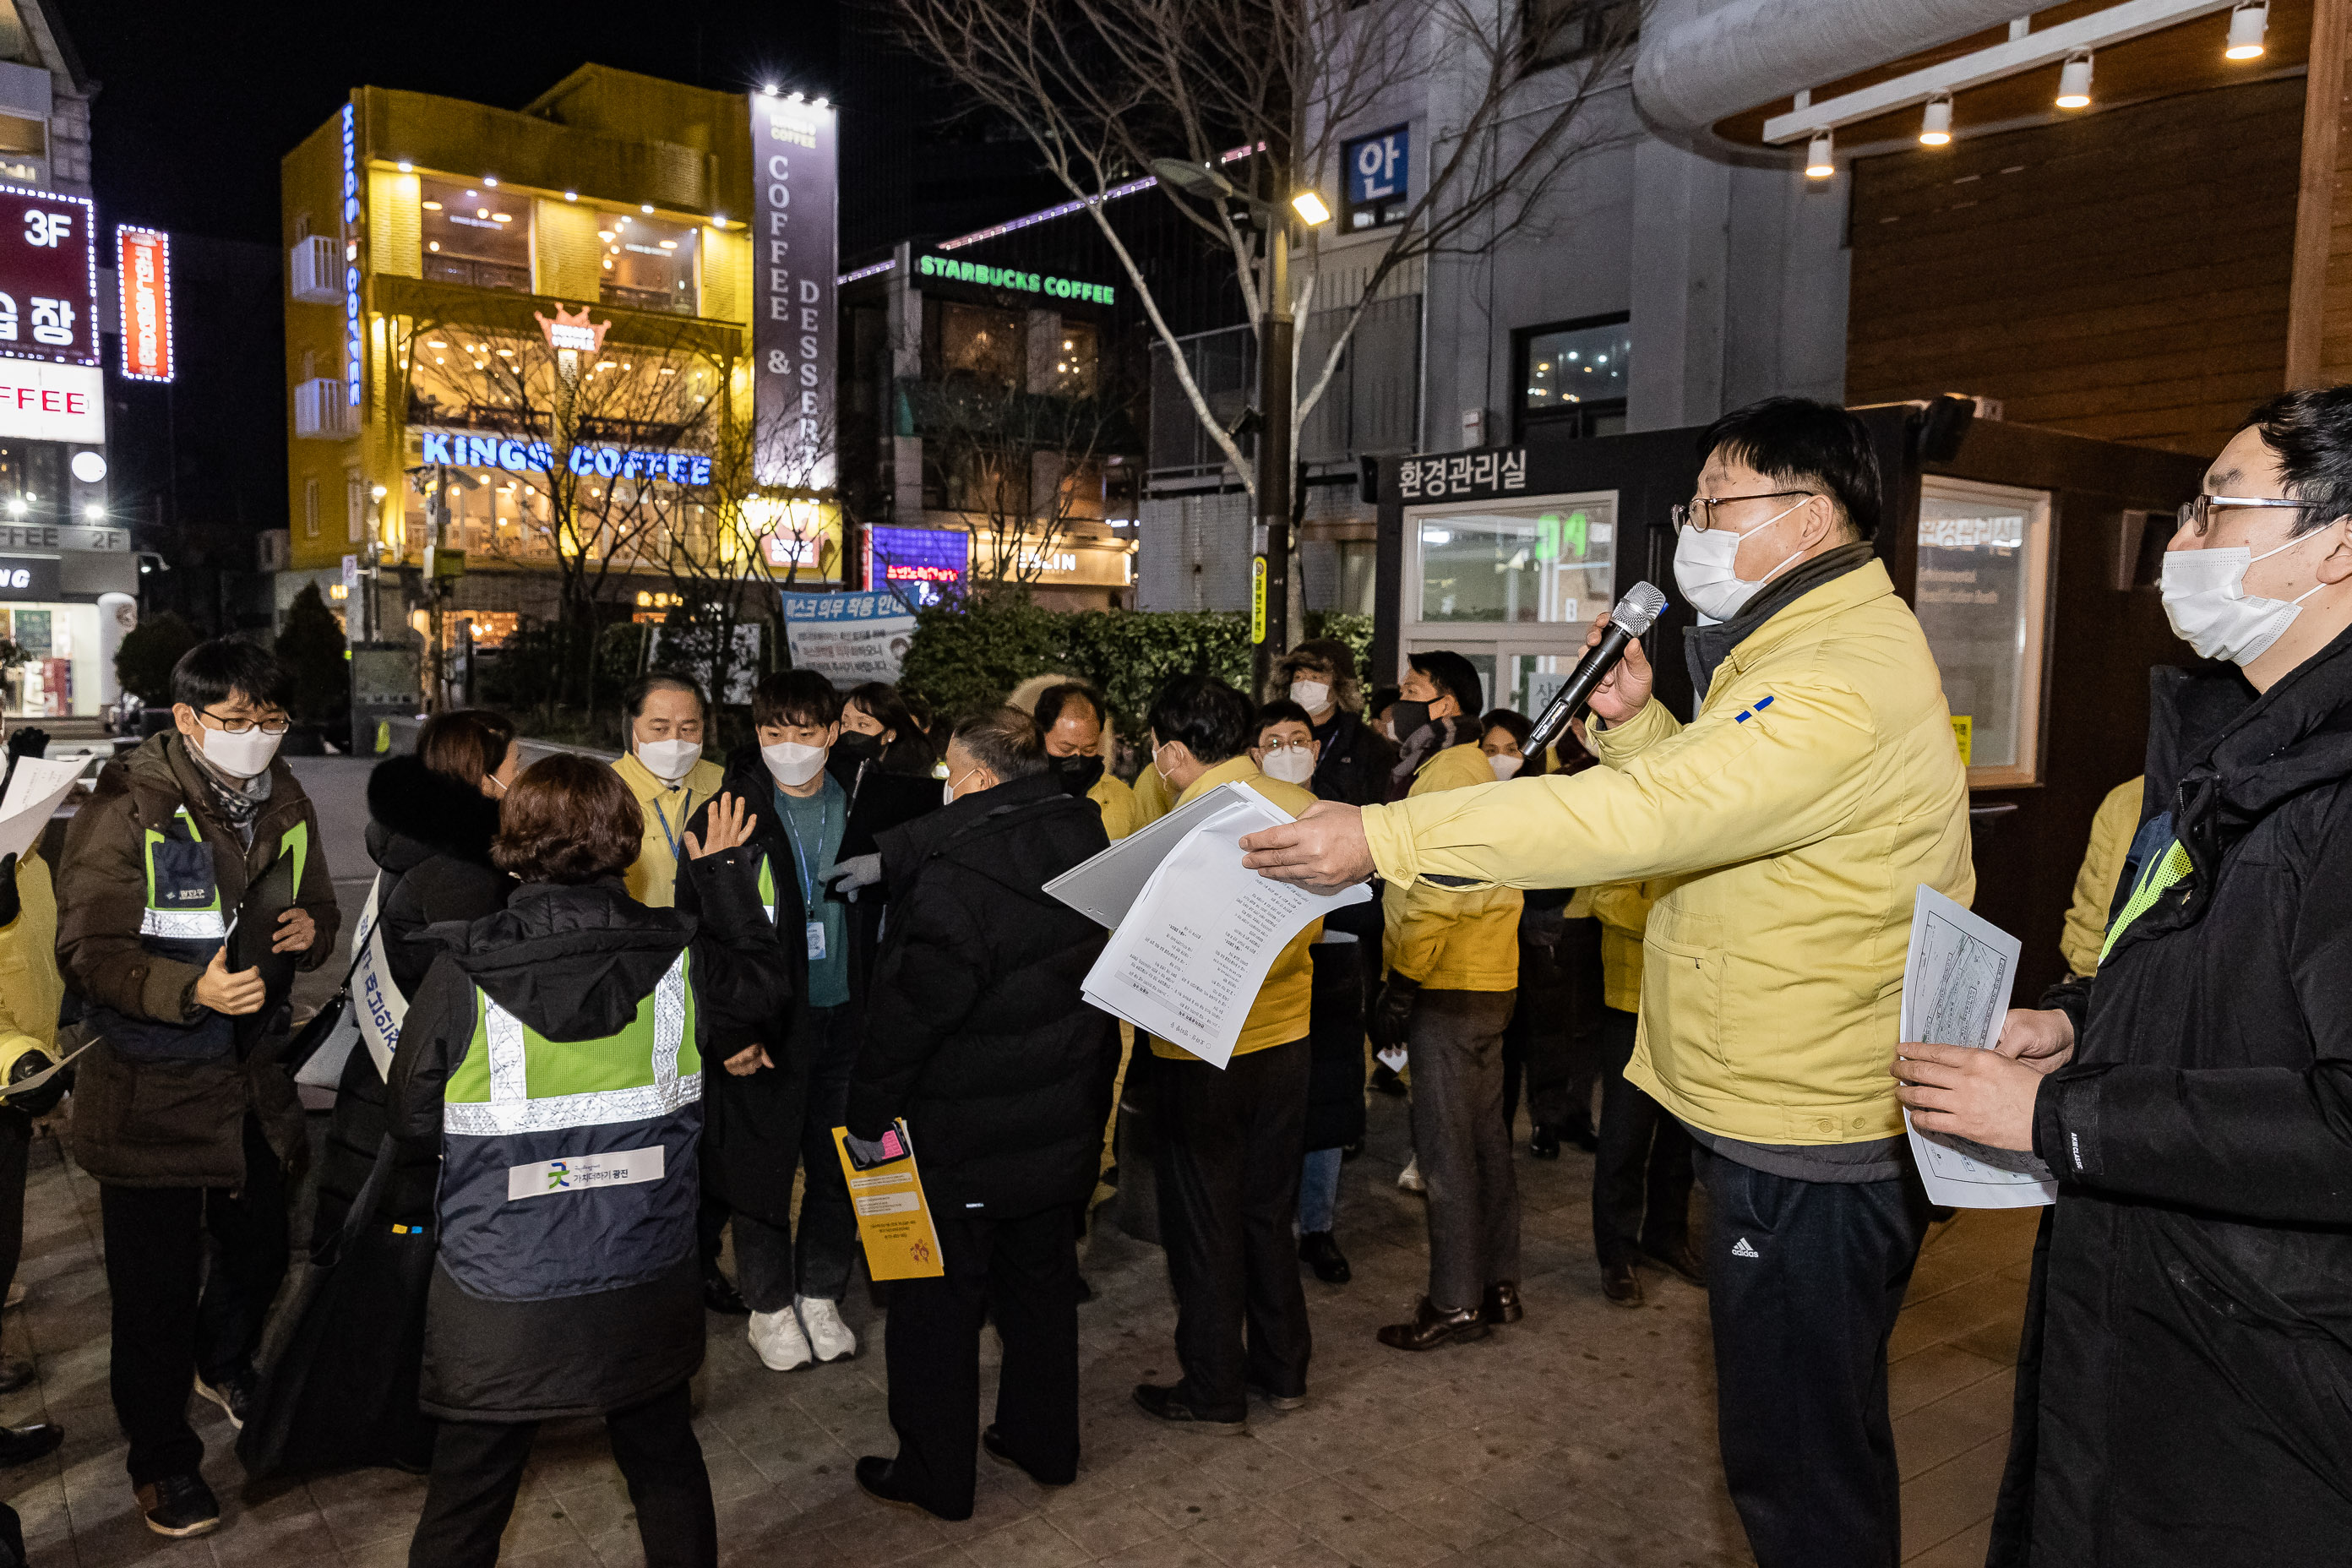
[{"x1": 1524, "y1": 582, "x2": 1669, "y2": 760}]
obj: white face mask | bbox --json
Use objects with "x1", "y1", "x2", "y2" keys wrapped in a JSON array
[
  {"x1": 2160, "y1": 533, "x2": 2324, "y2": 666},
  {"x1": 1672, "y1": 499, "x2": 1810, "y2": 623},
  {"x1": 1260, "y1": 746, "x2": 1316, "y2": 786},
  {"x1": 198, "y1": 724, "x2": 282, "y2": 780},
  {"x1": 942, "y1": 767, "x2": 980, "y2": 804},
  {"x1": 1289, "y1": 679, "x2": 1332, "y2": 714},
  {"x1": 636, "y1": 737, "x2": 701, "y2": 784},
  {"x1": 1488, "y1": 753, "x2": 1524, "y2": 779},
  {"x1": 760, "y1": 739, "x2": 827, "y2": 788}
]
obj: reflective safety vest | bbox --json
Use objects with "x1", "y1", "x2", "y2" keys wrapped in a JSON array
[
  {"x1": 436, "y1": 950, "x2": 705, "y2": 1301},
  {"x1": 95, "y1": 804, "x2": 308, "y2": 1060}
]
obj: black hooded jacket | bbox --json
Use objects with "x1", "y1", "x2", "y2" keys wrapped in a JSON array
[
  {"x1": 388, "y1": 856, "x2": 786, "y2": 1420},
  {"x1": 845, "y1": 771, "x2": 1113, "y2": 1219},
  {"x1": 314, "y1": 754, "x2": 514, "y2": 1239},
  {"x1": 1992, "y1": 629, "x2": 2352, "y2": 1566}
]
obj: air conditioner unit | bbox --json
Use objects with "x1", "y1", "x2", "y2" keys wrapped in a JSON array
[
  {"x1": 290, "y1": 235, "x2": 341, "y2": 304},
  {"x1": 256, "y1": 529, "x2": 291, "y2": 572},
  {"x1": 294, "y1": 377, "x2": 356, "y2": 438}
]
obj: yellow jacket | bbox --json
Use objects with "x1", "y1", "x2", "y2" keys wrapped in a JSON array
[
  {"x1": 1382, "y1": 743, "x2": 1522, "y2": 990},
  {"x1": 1089, "y1": 771, "x2": 1141, "y2": 841},
  {"x1": 1130, "y1": 758, "x2": 1173, "y2": 828},
  {"x1": 1588, "y1": 879, "x2": 1665, "y2": 1013},
  {"x1": 0, "y1": 850, "x2": 60, "y2": 1064},
  {"x1": 1360, "y1": 559, "x2": 1974, "y2": 1146},
  {"x1": 2061, "y1": 776, "x2": 2144, "y2": 977},
  {"x1": 613, "y1": 751, "x2": 727, "y2": 909},
  {"x1": 1151, "y1": 754, "x2": 1320, "y2": 1061}
]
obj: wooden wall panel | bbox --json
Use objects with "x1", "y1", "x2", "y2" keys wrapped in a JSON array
[{"x1": 1848, "y1": 78, "x2": 2305, "y2": 458}]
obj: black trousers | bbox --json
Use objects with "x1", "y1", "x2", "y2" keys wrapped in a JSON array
[
  {"x1": 1502, "y1": 916, "x2": 1601, "y2": 1135},
  {"x1": 99, "y1": 1115, "x2": 289, "y2": 1485},
  {"x1": 1591, "y1": 1007, "x2": 1694, "y2": 1268},
  {"x1": 789, "y1": 1001, "x2": 862, "y2": 1301},
  {"x1": 1696, "y1": 1145, "x2": 1930, "y2": 1568},
  {"x1": 1152, "y1": 1037, "x2": 1312, "y2": 1421},
  {"x1": 884, "y1": 1205, "x2": 1080, "y2": 1519},
  {"x1": 408, "y1": 1380, "x2": 715, "y2": 1568},
  {"x1": 0, "y1": 1108, "x2": 29, "y2": 1303}
]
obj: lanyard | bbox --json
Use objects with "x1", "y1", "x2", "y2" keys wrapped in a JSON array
[
  {"x1": 781, "y1": 789, "x2": 831, "y2": 910},
  {"x1": 650, "y1": 791, "x2": 689, "y2": 865}
]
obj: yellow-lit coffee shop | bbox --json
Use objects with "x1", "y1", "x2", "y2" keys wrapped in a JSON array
[{"x1": 278, "y1": 65, "x2": 841, "y2": 665}]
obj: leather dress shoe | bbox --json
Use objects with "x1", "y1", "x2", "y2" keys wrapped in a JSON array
[
  {"x1": 1376, "y1": 1297, "x2": 1489, "y2": 1352},
  {"x1": 1480, "y1": 1281, "x2": 1522, "y2": 1325},
  {"x1": 1132, "y1": 1382, "x2": 1245, "y2": 1430},
  {"x1": 855, "y1": 1455, "x2": 971, "y2": 1521},
  {"x1": 1562, "y1": 1115, "x2": 1601, "y2": 1153},
  {"x1": 1643, "y1": 1239, "x2": 1707, "y2": 1289},
  {"x1": 1528, "y1": 1124, "x2": 1561, "y2": 1159},
  {"x1": 1602, "y1": 1261, "x2": 1645, "y2": 1308},
  {"x1": 1298, "y1": 1231, "x2": 1351, "y2": 1284},
  {"x1": 983, "y1": 1424, "x2": 1074, "y2": 1486},
  {"x1": 702, "y1": 1271, "x2": 750, "y2": 1316},
  {"x1": 0, "y1": 1422, "x2": 60, "y2": 1467}
]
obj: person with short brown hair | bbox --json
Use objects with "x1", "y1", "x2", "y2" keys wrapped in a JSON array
[{"x1": 390, "y1": 754, "x2": 786, "y2": 1568}]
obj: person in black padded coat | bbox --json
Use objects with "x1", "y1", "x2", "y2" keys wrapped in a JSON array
[{"x1": 841, "y1": 706, "x2": 1113, "y2": 1523}]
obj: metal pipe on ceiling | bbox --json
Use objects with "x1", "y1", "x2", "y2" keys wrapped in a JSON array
[{"x1": 1631, "y1": 0, "x2": 2036, "y2": 134}]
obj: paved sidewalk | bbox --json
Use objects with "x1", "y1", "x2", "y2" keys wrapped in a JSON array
[{"x1": 0, "y1": 1092, "x2": 2034, "y2": 1568}]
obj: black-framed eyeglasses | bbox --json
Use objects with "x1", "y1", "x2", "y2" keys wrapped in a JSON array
[
  {"x1": 1669, "y1": 491, "x2": 1816, "y2": 531},
  {"x1": 2175, "y1": 493, "x2": 2322, "y2": 541},
  {"x1": 199, "y1": 707, "x2": 291, "y2": 736}
]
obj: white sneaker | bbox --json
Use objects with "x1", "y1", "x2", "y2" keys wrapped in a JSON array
[
  {"x1": 797, "y1": 1293, "x2": 858, "y2": 1364},
  {"x1": 748, "y1": 1307, "x2": 812, "y2": 1372},
  {"x1": 1396, "y1": 1156, "x2": 1426, "y2": 1195}
]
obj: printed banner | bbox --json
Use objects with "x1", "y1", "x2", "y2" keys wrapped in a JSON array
[
  {"x1": 749, "y1": 93, "x2": 838, "y2": 489},
  {"x1": 781, "y1": 590, "x2": 915, "y2": 685}
]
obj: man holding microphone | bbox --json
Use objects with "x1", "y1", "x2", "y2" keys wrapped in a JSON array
[{"x1": 1244, "y1": 397, "x2": 1972, "y2": 1568}]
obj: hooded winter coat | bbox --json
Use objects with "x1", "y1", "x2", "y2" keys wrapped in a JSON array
[
  {"x1": 386, "y1": 857, "x2": 786, "y2": 1420},
  {"x1": 313, "y1": 754, "x2": 512, "y2": 1239},
  {"x1": 58, "y1": 731, "x2": 340, "y2": 1188},
  {"x1": 1990, "y1": 634, "x2": 2352, "y2": 1567},
  {"x1": 844, "y1": 771, "x2": 1113, "y2": 1218}
]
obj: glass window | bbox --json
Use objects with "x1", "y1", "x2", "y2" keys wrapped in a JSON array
[
  {"x1": 1051, "y1": 320, "x2": 1098, "y2": 396},
  {"x1": 600, "y1": 213, "x2": 700, "y2": 315},
  {"x1": 1916, "y1": 476, "x2": 2052, "y2": 788},
  {"x1": 934, "y1": 302, "x2": 1025, "y2": 388},
  {"x1": 1415, "y1": 498, "x2": 1615, "y2": 624},
  {"x1": 420, "y1": 178, "x2": 531, "y2": 293},
  {"x1": 1522, "y1": 317, "x2": 1629, "y2": 425}
]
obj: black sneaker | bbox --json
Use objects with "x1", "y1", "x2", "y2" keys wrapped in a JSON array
[
  {"x1": 137, "y1": 1473, "x2": 220, "y2": 1538},
  {"x1": 192, "y1": 1369, "x2": 255, "y2": 1431}
]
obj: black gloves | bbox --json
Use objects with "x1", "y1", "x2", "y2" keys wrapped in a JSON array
[
  {"x1": 1376, "y1": 974, "x2": 1422, "y2": 1048},
  {"x1": 0, "y1": 853, "x2": 17, "y2": 928},
  {"x1": 4, "y1": 727, "x2": 46, "y2": 761}
]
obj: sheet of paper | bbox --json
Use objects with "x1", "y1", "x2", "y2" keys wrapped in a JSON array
[
  {"x1": 1900, "y1": 885, "x2": 2056, "y2": 1208},
  {"x1": 0, "y1": 756, "x2": 84, "y2": 863},
  {"x1": 1081, "y1": 792, "x2": 1370, "y2": 1070},
  {"x1": 0, "y1": 1039, "x2": 89, "y2": 1102},
  {"x1": 1044, "y1": 780, "x2": 1274, "y2": 928}
]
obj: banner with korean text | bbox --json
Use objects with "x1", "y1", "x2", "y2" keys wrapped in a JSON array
[{"x1": 781, "y1": 591, "x2": 915, "y2": 685}]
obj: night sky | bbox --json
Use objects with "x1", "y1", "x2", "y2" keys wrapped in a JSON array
[{"x1": 52, "y1": 0, "x2": 842, "y2": 244}]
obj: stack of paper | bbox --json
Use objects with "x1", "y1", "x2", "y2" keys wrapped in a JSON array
[
  {"x1": 0, "y1": 755, "x2": 86, "y2": 864},
  {"x1": 1900, "y1": 885, "x2": 2057, "y2": 1208},
  {"x1": 1059, "y1": 782, "x2": 1370, "y2": 1069}
]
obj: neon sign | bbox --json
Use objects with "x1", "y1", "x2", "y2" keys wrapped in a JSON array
[
  {"x1": 341, "y1": 103, "x2": 362, "y2": 408},
  {"x1": 419, "y1": 429, "x2": 713, "y2": 485}
]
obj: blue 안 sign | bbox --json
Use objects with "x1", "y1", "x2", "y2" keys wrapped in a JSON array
[
  {"x1": 1346, "y1": 126, "x2": 1408, "y2": 207},
  {"x1": 419, "y1": 429, "x2": 713, "y2": 486}
]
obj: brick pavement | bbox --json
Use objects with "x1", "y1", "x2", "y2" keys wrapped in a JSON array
[{"x1": 0, "y1": 1091, "x2": 2035, "y2": 1568}]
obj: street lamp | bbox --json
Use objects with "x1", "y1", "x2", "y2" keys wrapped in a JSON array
[{"x1": 1149, "y1": 157, "x2": 1332, "y2": 679}]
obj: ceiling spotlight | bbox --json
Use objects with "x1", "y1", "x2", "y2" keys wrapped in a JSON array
[
  {"x1": 1805, "y1": 129, "x2": 1835, "y2": 179},
  {"x1": 2225, "y1": 2, "x2": 2268, "y2": 60},
  {"x1": 564, "y1": 190, "x2": 578, "y2": 201},
  {"x1": 483, "y1": 175, "x2": 499, "y2": 186},
  {"x1": 641, "y1": 202, "x2": 655, "y2": 214},
  {"x1": 762, "y1": 83, "x2": 780, "y2": 96},
  {"x1": 1919, "y1": 94, "x2": 1953, "y2": 146},
  {"x1": 396, "y1": 161, "x2": 413, "y2": 172},
  {"x1": 787, "y1": 91, "x2": 805, "y2": 103},
  {"x1": 2056, "y1": 52, "x2": 2093, "y2": 110},
  {"x1": 814, "y1": 96, "x2": 829, "y2": 109}
]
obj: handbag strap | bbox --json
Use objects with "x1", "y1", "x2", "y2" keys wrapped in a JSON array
[{"x1": 321, "y1": 1133, "x2": 406, "y2": 1265}]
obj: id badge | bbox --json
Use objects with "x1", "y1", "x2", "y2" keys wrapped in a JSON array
[{"x1": 806, "y1": 921, "x2": 827, "y2": 961}]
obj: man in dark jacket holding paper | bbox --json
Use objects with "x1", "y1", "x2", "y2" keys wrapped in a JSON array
[
  {"x1": 844, "y1": 705, "x2": 1113, "y2": 1522},
  {"x1": 1896, "y1": 389, "x2": 2352, "y2": 1567}
]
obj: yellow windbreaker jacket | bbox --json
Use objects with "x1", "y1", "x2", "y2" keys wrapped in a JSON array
[
  {"x1": 1381, "y1": 743, "x2": 1522, "y2": 990},
  {"x1": 1359, "y1": 559, "x2": 1974, "y2": 1146}
]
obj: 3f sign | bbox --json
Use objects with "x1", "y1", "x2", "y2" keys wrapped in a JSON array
[{"x1": 24, "y1": 210, "x2": 68, "y2": 248}]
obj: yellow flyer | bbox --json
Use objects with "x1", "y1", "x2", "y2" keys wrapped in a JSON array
[{"x1": 830, "y1": 1120, "x2": 945, "y2": 1280}]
